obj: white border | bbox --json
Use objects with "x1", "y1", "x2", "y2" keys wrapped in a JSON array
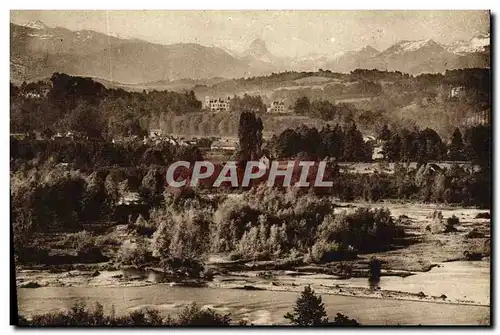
[{"x1": 2, "y1": 2, "x2": 498, "y2": 334}]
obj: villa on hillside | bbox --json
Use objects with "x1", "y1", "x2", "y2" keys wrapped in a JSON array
[
  {"x1": 267, "y1": 100, "x2": 288, "y2": 113},
  {"x1": 204, "y1": 96, "x2": 231, "y2": 112}
]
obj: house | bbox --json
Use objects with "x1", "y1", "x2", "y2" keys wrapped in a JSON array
[
  {"x1": 267, "y1": 100, "x2": 287, "y2": 113},
  {"x1": 450, "y1": 86, "x2": 466, "y2": 98},
  {"x1": 204, "y1": 96, "x2": 231, "y2": 112},
  {"x1": 210, "y1": 140, "x2": 237, "y2": 151},
  {"x1": 363, "y1": 135, "x2": 377, "y2": 144},
  {"x1": 372, "y1": 146, "x2": 384, "y2": 161}
]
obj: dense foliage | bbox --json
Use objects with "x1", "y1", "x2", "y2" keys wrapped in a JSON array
[
  {"x1": 18, "y1": 302, "x2": 231, "y2": 326},
  {"x1": 11, "y1": 73, "x2": 202, "y2": 138}
]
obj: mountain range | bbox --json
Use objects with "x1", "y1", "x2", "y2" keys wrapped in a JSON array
[{"x1": 10, "y1": 21, "x2": 490, "y2": 83}]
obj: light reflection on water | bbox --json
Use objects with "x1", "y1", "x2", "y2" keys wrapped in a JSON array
[{"x1": 18, "y1": 261, "x2": 490, "y2": 326}]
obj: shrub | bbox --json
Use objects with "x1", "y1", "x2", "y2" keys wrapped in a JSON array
[
  {"x1": 465, "y1": 228, "x2": 485, "y2": 239},
  {"x1": 18, "y1": 302, "x2": 232, "y2": 326},
  {"x1": 428, "y1": 210, "x2": 446, "y2": 233},
  {"x1": 330, "y1": 313, "x2": 360, "y2": 326},
  {"x1": 161, "y1": 257, "x2": 205, "y2": 279},
  {"x1": 116, "y1": 238, "x2": 150, "y2": 268},
  {"x1": 60, "y1": 230, "x2": 93, "y2": 250},
  {"x1": 228, "y1": 252, "x2": 243, "y2": 261},
  {"x1": 464, "y1": 238, "x2": 490, "y2": 260},
  {"x1": 308, "y1": 240, "x2": 352, "y2": 263},
  {"x1": 76, "y1": 238, "x2": 106, "y2": 263},
  {"x1": 444, "y1": 215, "x2": 459, "y2": 233},
  {"x1": 127, "y1": 214, "x2": 156, "y2": 237},
  {"x1": 317, "y1": 208, "x2": 400, "y2": 252},
  {"x1": 151, "y1": 208, "x2": 210, "y2": 275},
  {"x1": 475, "y1": 212, "x2": 491, "y2": 219},
  {"x1": 14, "y1": 242, "x2": 50, "y2": 265},
  {"x1": 177, "y1": 303, "x2": 231, "y2": 326}
]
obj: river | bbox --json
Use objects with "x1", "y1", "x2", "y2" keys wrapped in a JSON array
[{"x1": 17, "y1": 261, "x2": 490, "y2": 325}]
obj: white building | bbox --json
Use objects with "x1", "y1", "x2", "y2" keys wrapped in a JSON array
[
  {"x1": 267, "y1": 100, "x2": 287, "y2": 113},
  {"x1": 450, "y1": 86, "x2": 466, "y2": 98},
  {"x1": 204, "y1": 96, "x2": 231, "y2": 112},
  {"x1": 210, "y1": 140, "x2": 237, "y2": 151}
]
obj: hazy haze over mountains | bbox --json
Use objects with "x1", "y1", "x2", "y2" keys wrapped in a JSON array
[{"x1": 10, "y1": 10, "x2": 490, "y2": 83}]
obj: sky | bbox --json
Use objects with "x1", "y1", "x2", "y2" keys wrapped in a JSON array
[{"x1": 10, "y1": 10, "x2": 490, "y2": 58}]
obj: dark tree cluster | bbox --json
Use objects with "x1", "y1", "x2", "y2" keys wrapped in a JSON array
[
  {"x1": 328, "y1": 163, "x2": 490, "y2": 207},
  {"x1": 230, "y1": 93, "x2": 267, "y2": 113},
  {"x1": 11, "y1": 73, "x2": 203, "y2": 138},
  {"x1": 380, "y1": 124, "x2": 491, "y2": 167},
  {"x1": 292, "y1": 96, "x2": 360, "y2": 122},
  {"x1": 269, "y1": 122, "x2": 371, "y2": 161},
  {"x1": 11, "y1": 138, "x2": 202, "y2": 170}
]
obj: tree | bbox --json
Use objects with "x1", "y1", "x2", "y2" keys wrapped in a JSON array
[
  {"x1": 343, "y1": 122, "x2": 369, "y2": 162},
  {"x1": 293, "y1": 96, "x2": 311, "y2": 115},
  {"x1": 384, "y1": 133, "x2": 402, "y2": 161},
  {"x1": 230, "y1": 93, "x2": 266, "y2": 114},
  {"x1": 284, "y1": 285, "x2": 328, "y2": 326},
  {"x1": 378, "y1": 124, "x2": 391, "y2": 142},
  {"x1": 238, "y1": 111, "x2": 263, "y2": 161},
  {"x1": 464, "y1": 125, "x2": 491, "y2": 168},
  {"x1": 448, "y1": 127, "x2": 464, "y2": 161}
]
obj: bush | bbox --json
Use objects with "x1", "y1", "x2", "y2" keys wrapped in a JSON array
[
  {"x1": 464, "y1": 238, "x2": 490, "y2": 260},
  {"x1": 160, "y1": 257, "x2": 205, "y2": 279},
  {"x1": 18, "y1": 301, "x2": 232, "y2": 326},
  {"x1": 330, "y1": 313, "x2": 360, "y2": 326},
  {"x1": 22, "y1": 302, "x2": 111, "y2": 326},
  {"x1": 465, "y1": 228, "x2": 485, "y2": 239},
  {"x1": 308, "y1": 240, "x2": 353, "y2": 263},
  {"x1": 428, "y1": 210, "x2": 445, "y2": 233},
  {"x1": 127, "y1": 214, "x2": 156, "y2": 237},
  {"x1": 60, "y1": 230, "x2": 94, "y2": 250},
  {"x1": 177, "y1": 303, "x2": 231, "y2": 326},
  {"x1": 444, "y1": 215, "x2": 459, "y2": 233},
  {"x1": 317, "y1": 208, "x2": 400, "y2": 252},
  {"x1": 149, "y1": 208, "x2": 211, "y2": 277},
  {"x1": 14, "y1": 242, "x2": 50, "y2": 265},
  {"x1": 76, "y1": 240, "x2": 106, "y2": 263},
  {"x1": 116, "y1": 238, "x2": 150, "y2": 268},
  {"x1": 475, "y1": 212, "x2": 491, "y2": 219}
]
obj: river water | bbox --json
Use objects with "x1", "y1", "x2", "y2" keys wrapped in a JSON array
[{"x1": 17, "y1": 261, "x2": 490, "y2": 325}]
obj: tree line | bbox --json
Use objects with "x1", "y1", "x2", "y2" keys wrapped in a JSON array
[
  {"x1": 266, "y1": 121, "x2": 490, "y2": 166},
  {"x1": 11, "y1": 73, "x2": 202, "y2": 138}
]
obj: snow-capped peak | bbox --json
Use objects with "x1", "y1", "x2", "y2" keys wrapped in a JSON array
[
  {"x1": 107, "y1": 31, "x2": 132, "y2": 40},
  {"x1": 23, "y1": 20, "x2": 48, "y2": 30},
  {"x1": 446, "y1": 34, "x2": 490, "y2": 55},
  {"x1": 395, "y1": 39, "x2": 440, "y2": 53}
]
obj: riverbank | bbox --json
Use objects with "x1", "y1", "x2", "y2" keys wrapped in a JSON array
[{"x1": 15, "y1": 202, "x2": 491, "y2": 325}]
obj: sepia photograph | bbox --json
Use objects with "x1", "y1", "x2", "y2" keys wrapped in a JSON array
[{"x1": 10, "y1": 9, "x2": 491, "y2": 326}]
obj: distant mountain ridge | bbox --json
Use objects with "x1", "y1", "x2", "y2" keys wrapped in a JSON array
[{"x1": 10, "y1": 20, "x2": 490, "y2": 83}]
